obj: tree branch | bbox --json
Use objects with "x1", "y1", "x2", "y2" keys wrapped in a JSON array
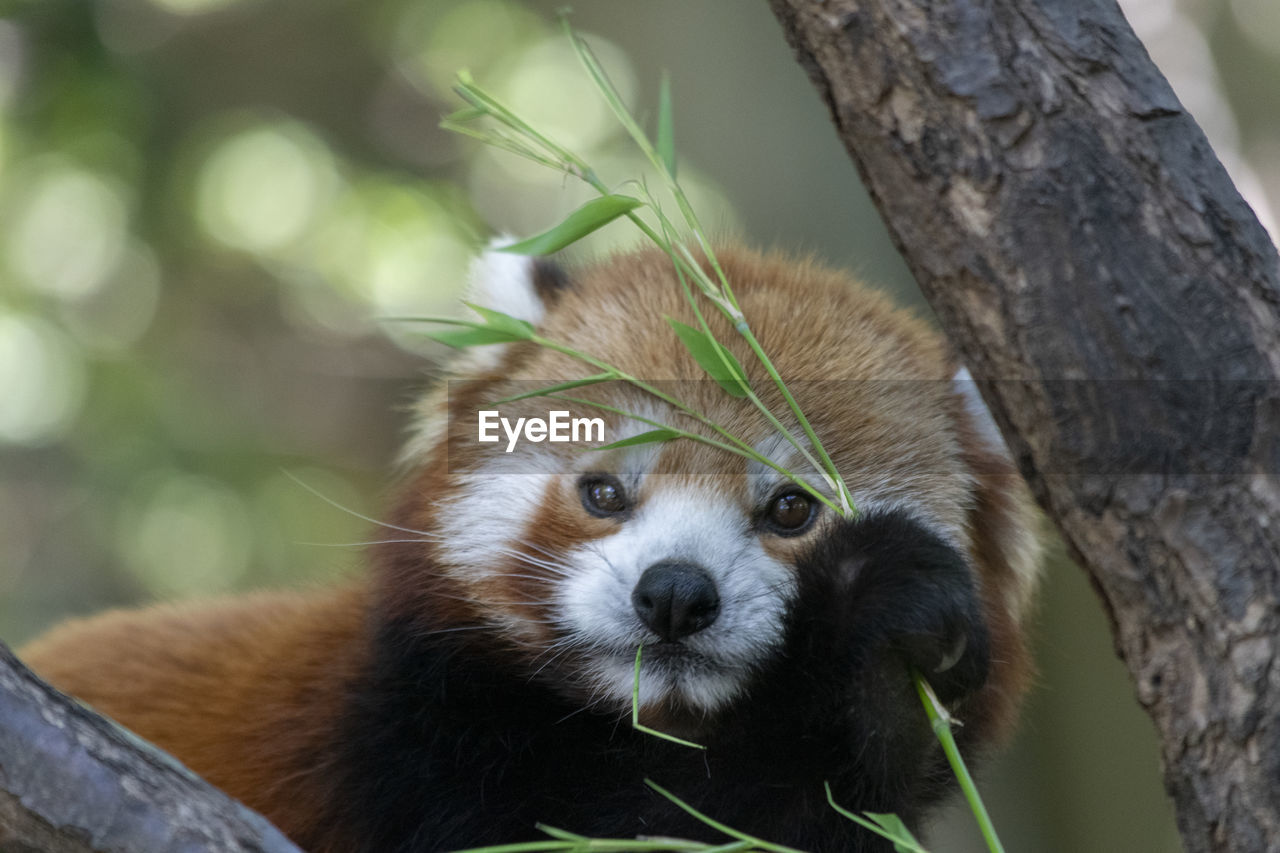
[
  {"x1": 767, "y1": 2, "x2": 1280, "y2": 851},
  {"x1": 0, "y1": 642, "x2": 302, "y2": 853}
]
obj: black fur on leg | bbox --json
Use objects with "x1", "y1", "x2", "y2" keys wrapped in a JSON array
[{"x1": 718, "y1": 510, "x2": 992, "y2": 834}]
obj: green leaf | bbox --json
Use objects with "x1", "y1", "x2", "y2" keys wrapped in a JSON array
[
  {"x1": 666, "y1": 319, "x2": 749, "y2": 397},
  {"x1": 442, "y1": 105, "x2": 486, "y2": 124},
  {"x1": 657, "y1": 72, "x2": 676, "y2": 178},
  {"x1": 463, "y1": 303, "x2": 536, "y2": 339},
  {"x1": 425, "y1": 326, "x2": 529, "y2": 349},
  {"x1": 497, "y1": 194, "x2": 644, "y2": 255},
  {"x1": 491, "y1": 372, "x2": 617, "y2": 404},
  {"x1": 864, "y1": 813, "x2": 924, "y2": 853},
  {"x1": 594, "y1": 428, "x2": 682, "y2": 450},
  {"x1": 531, "y1": 824, "x2": 586, "y2": 842}
]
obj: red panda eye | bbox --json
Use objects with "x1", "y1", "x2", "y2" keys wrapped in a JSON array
[
  {"x1": 579, "y1": 475, "x2": 628, "y2": 517},
  {"x1": 765, "y1": 492, "x2": 815, "y2": 534}
]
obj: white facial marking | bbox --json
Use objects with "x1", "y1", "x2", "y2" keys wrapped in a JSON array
[
  {"x1": 434, "y1": 458, "x2": 558, "y2": 581},
  {"x1": 557, "y1": 486, "x2": 795, "y2": 713}
]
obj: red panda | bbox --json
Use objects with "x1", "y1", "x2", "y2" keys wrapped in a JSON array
[{"x1": 20, "y1": 244, "x2": 1042, "y2": 853}]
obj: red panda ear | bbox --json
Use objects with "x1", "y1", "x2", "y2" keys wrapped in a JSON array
[
  {"x1": 399, "y1": 243, "x2": 570, "y2": 465},
  {"x1": 950, "y1": 365, "x2": 1042, "y2": 740},
  {"x1": 952, "y1": 366, "x2": 1008, "y2": 456},
  {"x1": 951, "y1": 366, "x2": 1042, "y2": 622},
  {"x1": 466, "y1": 237, "x2": 570, "y2": 327}
]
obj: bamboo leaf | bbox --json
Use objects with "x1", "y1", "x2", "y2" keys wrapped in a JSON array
[
  {"x1": 594, "y1": 428, "x2": 682, "y2": 450},
  {"x1": 443, "y1": 105, "x2": 486, "y2": 124},
  {"x1": 463, "y1": 302, "x2": 536, "y2": 339},
  {"x1": 863, "y1": 813, "x2": 924, "y2": 853},
  {"x1": 533, "y1": 825, "x2": 587, "y2": 842},
  {"x1": 491, "y1": 373, "x2": 617, "y2": 404},
  {"x1": 644, "y1": 780, "x2": 806, "y2": 853},
  {"x1": 666, "y1": 319, "x2": 749, "y2": 397},
  {"x1": 657, "y1": 72, "x2": 676, "y2": 178},
  {"x1": 823, "y1": 783, "x2": 929, "y2": 853},
  {"x1": 497, "y1": 195, "x2": 644, "y2": 255},
  {"x1": 426, "y1": 326, "x2": 529, "y2": 349}
]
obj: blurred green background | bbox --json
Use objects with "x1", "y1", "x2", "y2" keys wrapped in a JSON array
[{"x1": 2, "y1": 0, "x2": 1277, "y2": 850}]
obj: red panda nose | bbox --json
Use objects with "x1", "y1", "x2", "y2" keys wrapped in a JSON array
[{"x1": 631, "y1": 561, "x2": 721, "y2": 641}]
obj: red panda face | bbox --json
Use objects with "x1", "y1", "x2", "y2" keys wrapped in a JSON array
[{"x1": 384, "y1": 244, "x2": 1040, "y2": 737}]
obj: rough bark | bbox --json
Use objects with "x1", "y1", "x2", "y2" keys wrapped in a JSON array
[
  {"x1": 0, "y1": 642, "x2": 302, "y2": 853},
  {"x1": 767, "y1": 1, "x2": 1280, "y2": 851}
]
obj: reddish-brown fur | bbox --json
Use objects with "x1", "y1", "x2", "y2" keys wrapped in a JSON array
[{"x1": 21, "y1": 586, "x2": 367, "y2": 843}]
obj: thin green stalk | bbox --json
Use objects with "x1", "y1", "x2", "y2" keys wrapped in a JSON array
[
  {"x1": 452, "y1": 71, "x2": 591, "y2": 177},
  {"x1": 561, "y1": 21, "x2": 732, "y2": 309},
  {"x1": 823, "y1": 783, "x2": 929, "y2": 853},
  {"x1": 394, "y1": 308, "x2": 845, "y2": 514},
  {"x1": 559, "y1": 24, "x2": 852, "y2": 514},
  {"x1": 449, "y1": 843, "x2": 573, "y2": 853},
  {"x1": 644, "y1": 781, "x2": 808, "y2": 853},
  {"x1": 733, "y1": 324, "x2": 854, "y2": 515},
  {"x1": 551, "y1": 394, "x2": 845, "y2": 517},
  {"x1": 530, "y1": 336, "x2": 843, "y2": 513},
  {"x1": 631, "y1": 645, "x2": 704, "y2": 749},
  {"x1": 643, "y1": 189, "x2": 835, "y2": 496},
  {"x1": 913, "y1": 674, "x2": 1006, "y2": 853},
  {"x1": 450, "y1": 837, "x2": 736, "y2": 853}
]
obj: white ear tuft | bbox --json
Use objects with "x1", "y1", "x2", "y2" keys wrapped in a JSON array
[
  {"x1": 953, "y1": 367, "x2": 1009, "y2": 454},
  {"x1": 465, "y1": 236, "x2": 545, "y2": 326}
]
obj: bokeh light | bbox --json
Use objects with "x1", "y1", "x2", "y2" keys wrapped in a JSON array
[
  {"x1": 5, "y1": 163, "x2": 130, "y2": 300},
  {"x1": 0, "y1": 312, "x2": 87, "y2": 446},
  {"x1": 57, "y1": 241, "x2": 162, "y2": 354},
  {"x1": 392, "y1": 0, "x2": 546, "y2": 98},
  {"x1": 145, "y1": 0, "x2": 252, "y2": 16},
  {"x1": 493, "y1": 34, "x2": 635, "y2": 155},
  {"x1": 252, "y1": 468, "x2": 370, "y2": 584},
  {"x1": 118, "y1": 472, "x2": 253, "y2": 596},
  {"x1": 195, "y1": 120, "x2": 340, "y2": 256}
]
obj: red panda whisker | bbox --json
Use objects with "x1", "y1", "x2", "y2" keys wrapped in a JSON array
[
  {"x1": 507, "y1": 535, "x2": 569, "y2": 562},
  {"x1": 422, "y1": 590, "x2": 500, "y2": 607},
  {"x1": 729, "y1": 582, "x2": 795, "y2": 606},
  {"x1": 500, "y1": 572, "x2": 569, "y2": 586},
  {"x1": 284, "y1": 476, "x2": 439, "y2": 540},
  {"x1": 408, "y1": 624, "x2": 497, "y2": 638},
  {"x1": 505, "y1": 601, "x2": 561, "y2": 611},
  {"x1": 498, "y1": 554, "x2": 574, "y2": 577},
  {"x1": 296, "y1": 537, "x2": 433, "y2": 549},
  {"x1": 526, "y1": 644, "x2": 581, "y2": 682},
  {"x1": 579, "y1": 542, "x2": 626, "y2": 583},
  {"x1": 490, "y1": 541, "x2": 575, "y2": 570}
]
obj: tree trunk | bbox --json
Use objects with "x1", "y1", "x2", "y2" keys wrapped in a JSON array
[
  {"x1": 766, "y1": 2, "x2": 1280, "y2": 851},
  {"x1": 0, "y1": 643, "x2": 302, "y2": 853}
]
